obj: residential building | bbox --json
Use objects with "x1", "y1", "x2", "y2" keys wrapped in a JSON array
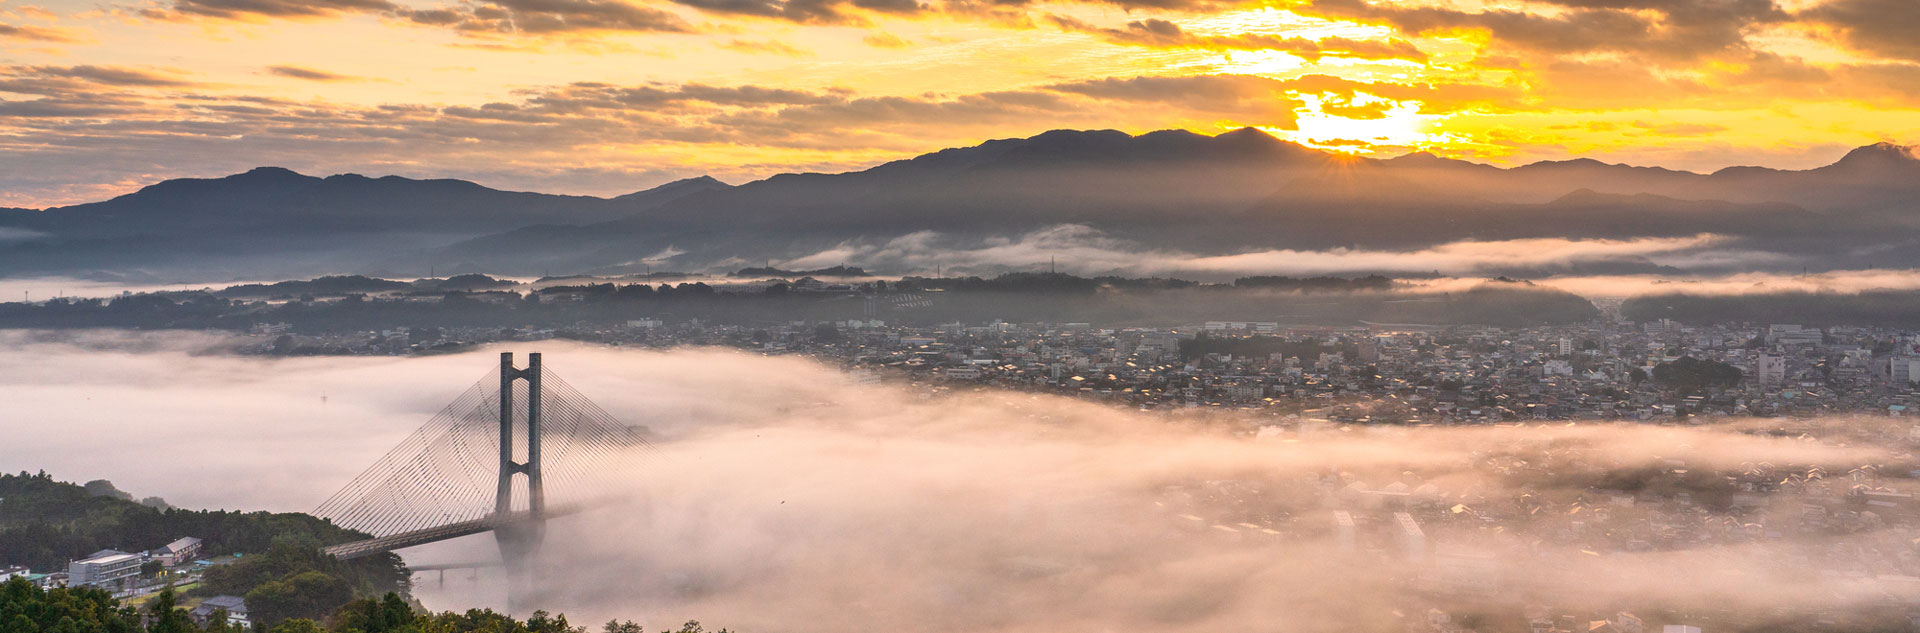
[
  {"x1": 151, "y1": 537, "x2": 202, "y2": 567},
  {"x1": 191, "y1": 595, "x2": 251, "y2": 627}
]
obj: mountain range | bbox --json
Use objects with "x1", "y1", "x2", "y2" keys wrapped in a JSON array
[{"x1": 2, "y1": 128, "x2": 1916, "y2": 283}]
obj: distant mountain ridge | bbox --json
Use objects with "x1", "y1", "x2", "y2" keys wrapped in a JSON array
[
  {"x1": 8, "y1": 167, "x2": 721, "y2": 237},
  {"x1": 0, "y1": 128, "x2": 1916, "y2": 281},
  {"x1": 0, "y1": 168, "x2": 730, "y2": 280},
  {"x1": 438, "y1": 129, "x2": 1920, "y2": 275}
]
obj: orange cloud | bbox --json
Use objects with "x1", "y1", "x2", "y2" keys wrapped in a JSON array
[{"x1": 1050, "y1": 15, "x2": 1427, "y2": 62}]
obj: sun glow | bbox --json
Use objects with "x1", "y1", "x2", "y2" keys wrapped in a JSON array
[
  {"x1": 1280, "y1": 94, "x2": 1449, "y2": 154},
  {"x1": 2, "y1": 0, "x2": 1918, "y2": 205}
]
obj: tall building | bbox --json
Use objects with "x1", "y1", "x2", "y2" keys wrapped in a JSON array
[
  {"x1": 67, "y1": 550, "x2": 140, "y2": 590},
  {"x1": 1333, "y1": 511, "x2": 1356, "y2": 552},
  {"x1": 1881, "y1": 356, "x2": 1918, "y2": 386},
  {"x1": 1393, "y1": 511, "x2": 1426, "y2": 561},
  {"x1": 1767, "y1": 324, "x2": 1822, "y2": 346},
  {"x1": 1757, "y1": 354, "x2": 1787, "y2": 386}
]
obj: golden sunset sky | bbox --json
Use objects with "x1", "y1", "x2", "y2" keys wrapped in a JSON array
[{"x1": 0, "y1": 0, "x2": 1915, "y2": 206}]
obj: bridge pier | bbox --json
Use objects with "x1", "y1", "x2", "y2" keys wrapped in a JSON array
[
  {"x1": 496, "y1": 523, "x2": 543, "y2": 610},
  {"x1": 497, "y1": 352, "x2": 547, "y2": 611}
]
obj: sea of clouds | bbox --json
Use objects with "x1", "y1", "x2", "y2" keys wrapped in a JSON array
[{"x1": 0, "y1": 332, "x2": 1912, "y2": 632}]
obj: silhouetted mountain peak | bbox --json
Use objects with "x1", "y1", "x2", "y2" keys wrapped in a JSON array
[
  {"x1": 1831, "y1": 142, "x2": 1919, "y2": 170},
  {"x1": 184, "y1": 166, "x2": 317, "y2": 187},
  {"x1": 1215, "y1": 126, "x2": 1277, "y2": 143},
  {"x1": 677, "y1": 175, "x2": 728, "y2": 186},
  {"x1": 1136, "y1": 129, "x2": 1207, "y2": 142},
  {"x1": 1028, "y1": 128, "x2": 1131, "y2": 145},
  {"x1": 613, "y1": 175, "x2": 733, "y2": 205},
  {"x1": 242, "y1": 166, "x2": 305, "y2": 178},
  {"x1": 1706, "y1": 164, "x2": 1780, "y2": 178},
  {"x1": 1001, "y1": 127, "x2": 1296, "y2": 158},
  {"x1": 993, "y1": 129, "x2": 1137, "y2": 160},
  {"x1": 1383, "y1": 151, "x2": 1493, "y2": 171},
  {"x1": 122, "y1": 165, "x2": 319, "y2": 201},
  {"x1": 658, "y1": 175, "x2": 731, "y2": 191},
  {"x1": 1212, "y1": 127, "x2": 1320, "y2": 159},
  {"x1": 1521, "y1": 157, "x2": 1611, "y2": 170}
]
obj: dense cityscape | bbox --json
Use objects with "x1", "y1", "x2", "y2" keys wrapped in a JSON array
[{"x1": 244, "y1": 289, "x2": 1920, "y2": 423}]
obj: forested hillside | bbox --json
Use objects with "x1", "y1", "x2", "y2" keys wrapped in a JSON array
[
  {"x1": 0, "y1": 473, "x2": 406, "y2": 625},
  {"x1": 2, "y1": 578, "x2": 724, "y2": 633}
]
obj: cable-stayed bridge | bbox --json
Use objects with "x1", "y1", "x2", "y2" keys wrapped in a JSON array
[{"x1": 313, "y1": 352, "x2": 649, "y2": 599}]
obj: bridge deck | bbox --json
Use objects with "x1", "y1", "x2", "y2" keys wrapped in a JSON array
[
  {"x1": 408, "y1": 561, "x2": 503, "y2": 572},
  {"x1": 322, "y1": 505, "x2": 582, "y2": 561}
]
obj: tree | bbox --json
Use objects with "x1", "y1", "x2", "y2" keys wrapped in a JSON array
[
  {"x1": 0, "y1": 577, "x2": 139, "y2": 633},
  {"x1": 333, "y1": 593, "x2": 414, "y2": 633},
  {"x1": 83, "y1": 480, "x2": 132, "y2": 500},
  {"x1": 244, "y1": 570, "x2": 352, "y2": 626},
  {"x1": 148, "y1": 587, "x2": 196, "y2": 633},
  {"x1": 1653, "y1": 356, "x2": 1742, "y2": 392},
  {"x1": 1, "y1": 575, "x2": 682, "y2": 633},
  {"x1": 673, "y1": 621, "x2": 730, "y2": 633},
  {"x1": 525, "y1": 610, "x2": 582, "y2": 633},
  {"x1": 269, "y1": 620, "x2": 326, "y2": 633},
  {"x1": 206, "y1": 613, "x2": 249, "y2": 633}
]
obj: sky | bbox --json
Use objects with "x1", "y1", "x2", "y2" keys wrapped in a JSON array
[{"x1": 0, "y1": 0, "x2": 1917, "y2": 207}]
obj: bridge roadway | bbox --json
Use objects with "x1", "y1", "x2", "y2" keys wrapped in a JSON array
[
  {"x1": 322, "y1": 504, "x2": 584, "y2": 561},
  {"x1": 408, "y1": 561, "x2": 501, "y2": 572}
]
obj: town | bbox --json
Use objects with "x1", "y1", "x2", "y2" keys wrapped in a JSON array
[{"x1": 252, "y1": 311, "x2": 1920, "y2": 423}]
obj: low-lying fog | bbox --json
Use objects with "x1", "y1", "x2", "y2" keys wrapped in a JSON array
[{"x1": 2, "y1": 331, "x2": 1914, "y2": 632}]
